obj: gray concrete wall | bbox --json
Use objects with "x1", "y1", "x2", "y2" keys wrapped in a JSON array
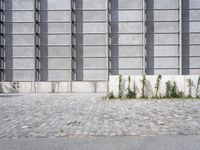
[
  {"x1": 1, "y1": 0, "x2": 200, "y2": 82},
  {"x1": 0, "y1": 81, "x2": 108, "y2": 93}
]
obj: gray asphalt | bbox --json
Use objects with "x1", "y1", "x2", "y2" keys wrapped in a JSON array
[{"x1": 0, "y1": 136, "x2": 200, "y2": 150}]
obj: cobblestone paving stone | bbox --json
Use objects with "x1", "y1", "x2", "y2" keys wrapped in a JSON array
[{"x1": 0, "y1": 93, "x2": 200, "y2": 138}]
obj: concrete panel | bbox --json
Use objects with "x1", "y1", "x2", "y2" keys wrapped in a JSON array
[
  {"x1": 40, "y1": 11, "x2": 70, "y2": 22},
  {"x1": 40, "y1": 58, "x2": 71, "y2": 69},
  {"x1": 17, "y1": 82, "x2": 35, "y2": 93},
  {"x1": 40, "y1": 23, "x2": 70, "y2": 33},
  {"x1": 41, "y1": 0, "x2": 70, "y2": 10},
  {"x1": 5, "y1": 23, "x2": 34, "y2": 34},
  {"x1": 146, "y1": 10, "x2": 178, "y2": 21},
  {"x1": 190, "y1": 57, "x2": 200, "y2": 68},
  {"x1": 183, "y1": 46, "x2": 200, "y2": 56},
  {"x1": 40, "y1": 35, "x2": 70, "y2": 45},
  {"x1": 36, "y1": 82, "x2": 53, "y2": 93},
  {"x1": 146, "y1": 0, "x2": 178, "y2": 9},
  {"x1": 111, "y1": 58, "x2": 143, "y2": 69},
  {"x1": 186, "y1": 34, "x2": 200, "y2": 44},
  {"x1": 109, "y1": 76, "x2": 119, "y2": 96},
  {"x1": 1, "y1": 82, "x2": 34, "y2": 93},
  {"x1": 40, "y1": 70, "x2": 71, "y2": 81},
  {"x1": 5, "y1": 70, "x2": 35, "y2": 81},
  {"x1": 183, "y1": 10, "x2": 200, "y2": 21},
  {"x1": 5, "y1": 58, "x2": 35, "y2": 69},
  {"x1": 1, "y1": 82, "x2": 19, "y2": 93},
  {"x1": 111, "y1": 46, "x2": 143, "y2": 57},
  {"x1": 186, "y1": 0, "x2": 200, "y2": 9},
  {"x1": 50, "y1": 58, "x2": 70, "y2": 69},
  {"x1": 5, "y1": 35, "x2": 34, "y2": 46},
  {"x1": 96, "y1": 82, "x2": 108, "y2": 93},
  {"x1": 75, "y1": 0, "x2": 106, "y2": 9},
  {"x1": 76, "y1": 35, "x2": 106, "y2": 45},
  {"x1": 47, "y1": 47, "x2": 71, "y2": 57},
  {"x1": 5, "y1": 11, "x2": 34, "y2": 22},
  {"x1": 74, "y1": 11, "x2": 106, "y2": 21},
  {"x1": 183, "y1": 22, "x2": 200, "y2": 32},
  {"x1": 37, "y1": 82, "x2": 68, "y2": 93},
  {"x1": 56, "y1": 82, "x2": 70, "y2": 93},
  {"x1": 111, "y1": 34, "x2": 142, "y2": 45},
  {"x1": 153, "y1": 58, "x2": 178, "y2": 68},
  {"x1": 76, "y1": 58, "x2": 107, "y2": 69},
  {"x1": 153, "y1": 69, "x2": 179, "y2": 75},
  {"x1": 6, "y1": 0, "x2": 34, "y2": 10},
  {"x1": 146, "y1": 34, "x2": 178, "y2": 44},
  {"x1": 188, "y1": 69, "x2": 200, "y2": 75},
  {"x1": 5, "y1": 47, "x2": 34, "y2": 57},
  {"x1": 111, "y1": 22, "x2": 142, "y2": 33},
  {"x1": 76, "y1": 70, "x2": 108, "y2": 81},
  {"x1": 76, "y1": 46, "x2": 106, "y2": 57},
  {"x1": 75, "y1": 23, "x2": 106, "y2": 33},
  {"x1": 146, "y1": 22, "x2": 178, "y2": 33},
  {"x1": 72, "y1": 82, "x2": 95, "y2": 93},
  {"x1": 111, "y1": 11, "x2": 142, "y2": 21},
  {"x1": 147, "y1": 46, "x2": 179, "y2": 56},
  {"x1": 111, "y1": 70, "x2": 143, "y2": 75},
  {"x1": 116, "y1": 0, "x2": 142, "y2": 9},
  {"x1": 0, "y1": 81, "x2": 109, "y2": 93}
]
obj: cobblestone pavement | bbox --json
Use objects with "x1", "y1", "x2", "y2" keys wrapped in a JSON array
[{"x1": 0, "y1": 93, "x2": 200, "y2": 138}]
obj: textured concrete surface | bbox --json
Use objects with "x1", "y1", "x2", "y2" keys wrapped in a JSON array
[
  {"x1": 0, "y1": 93, "x2": 199, "y2": 138},
  {"x1": 0, "y1": 136, "x2": 200, "y2": 150},
  {"x1": 2, "y1": 0, "x2": 200, "y2": 81},
  {"x1": 0, "y1": 81, "x2": 108, "y2": 93}
]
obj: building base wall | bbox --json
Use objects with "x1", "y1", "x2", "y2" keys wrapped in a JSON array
[
  {"x1": 0, "y1": 81, "x2": 108, "y2": 93},
  {"x1": 109, "y1": 75, "x2": 200, "y2": 98},
  {"x1": 1, "y1": 75, "x2": 200, "y2": 95}
]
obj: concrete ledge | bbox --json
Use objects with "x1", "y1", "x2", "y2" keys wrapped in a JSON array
[
  {"x1": 0, "y1": 81, "x2": 108, "y2": 93},
  {"x1": 72, "y1": 82, "x2": 95, "y2": 93},
  {"x1": 96, "y1": 82, "x2": 108, "y2": 93}
]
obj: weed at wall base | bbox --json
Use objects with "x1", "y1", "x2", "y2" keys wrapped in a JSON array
[
  {"x1": 140, "y1": 75, "x2": 147, "y2": 99},
  {"x1": 118, "y1": 75, "x2": 123, "y2": 99},
  {"x1": 125, "y1": 76, "x2": 136, "y2": 99},
  {"x1": 107, "y1": 92, "x2": 115, "y2": 100},
  {"x1": 187, "y1": 78, "x2": 194, "y2": 98},
  {"x1": 155, "y1": 74, "x2": 162, "y2": 98}
]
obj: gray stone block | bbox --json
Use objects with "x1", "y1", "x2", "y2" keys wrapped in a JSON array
[{"x1": 72, "y1": 82, "x2": 95, "y2": 93}]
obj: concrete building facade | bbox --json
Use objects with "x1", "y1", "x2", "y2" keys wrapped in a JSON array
[{"x1": 0, "y1": 0, "x2": 200, "y2": 82}]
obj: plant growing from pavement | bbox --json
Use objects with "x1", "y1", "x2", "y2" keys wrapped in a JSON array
[
  {"x1": 187, "y1": 78, "x2": 194, "y2": 98},
  {"x1": 140, "y1": 75, "x2": 147, "y2": 98},
  {"x1": 118, "y1": 75, "x2": 123, "y2": 98},
  {"x1": 125, "y1": 76, "x2": 136, "y2": 99},
  {"x1": 165, "y1": 81, "x2": 172, "y2": 98},
  {"x1": 107, "y1": 92, "x2": 115, "y2": 99},
  {"x1": 155, "y1": 74, "x2": 162, "y2": 98}
]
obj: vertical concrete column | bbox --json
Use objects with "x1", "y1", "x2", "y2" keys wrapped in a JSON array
[
  {"x1": 179, "y1": 0, "x2": 182, "y2": 75},
  {"x1": 70, "y1": 0, "x2": 74, "y2": 92},
  {"x1": 34, "y1": 0, "x2": 36, "y2": 81},
  {"x1": 70, "y1": 0, "x2": 73, "y2": 81},
  {"x1": 0, "y1": 0, "x2": 4, "y2": 81},
  {"x1": 106, "y1": 0, "x2": 110, "y2": 80},
  {"x1": 142, "y1": 0, "x2": 146, "y2": 75},
  {"x1": 34, "y1": 0, "x2": 40, "y2": 81}
]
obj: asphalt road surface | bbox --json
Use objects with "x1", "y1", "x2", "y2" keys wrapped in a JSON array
[{"x1": 0, "y1": 136, "x2": 200, "y2": 150}]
